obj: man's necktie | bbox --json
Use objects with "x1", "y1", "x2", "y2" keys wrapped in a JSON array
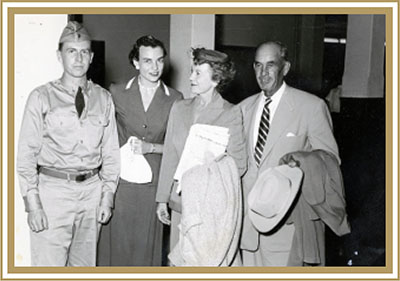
[
  {"x1": 254, "y1": 97, "x2": 272, "y2": 166},
  {"x1": 75, "y1": 86, "x2": 85, "y2": 118}
]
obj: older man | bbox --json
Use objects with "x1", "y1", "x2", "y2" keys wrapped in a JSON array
[
  {"x1": 17, "y1": 21, "x2": 120, "y2": 266},
  {"x1": 239, "y1": 41, "x2": 341, "y2": 266}
]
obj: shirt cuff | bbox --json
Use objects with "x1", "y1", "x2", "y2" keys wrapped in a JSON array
[
  {"x1": 23, "y1": 193, "x2": 43, "y2": 212},
  {"x1": 100, "y1": 191, "x2": 115, "y2": 208},
  {"x1": 155, "y1": 193, "x2": 170, "y2": 203}
]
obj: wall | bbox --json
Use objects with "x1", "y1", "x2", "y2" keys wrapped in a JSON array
[
  {"x1": 82, "y1": 15, "x2": 170, "y2": 89},
  {"x1": 342, "y1": 15, "x2": 385, "y2": 98},
  {"x1": 83, "y1": 14, "x2": 325, "y2": 97},
  {"x1": 216, "y1": 15, "x2": 326, "y2": 101},
  {"x1": 169, "y1": 15, "x2": 215, "y2": 97},
  {"x1": 216, "y1": 15, "x2": 299, "y2": 50},
  {"x1": 216, "y1": 15, "x2": 300, "y2": 74},
  {"x1": 296, "y1": 15, "x2": 325, "y2": 93},
  {"x1": 14, "y1": 14, "x2": 67, "y2": 266}
]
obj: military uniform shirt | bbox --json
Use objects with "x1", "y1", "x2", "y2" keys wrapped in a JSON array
[{"x1": 17, "y1": 79, "x2": 120, "y2": 207}]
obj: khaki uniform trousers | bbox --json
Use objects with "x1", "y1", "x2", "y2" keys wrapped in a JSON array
[{"x1": 30, "y1": 173, "x2": 102, "y2": 266}]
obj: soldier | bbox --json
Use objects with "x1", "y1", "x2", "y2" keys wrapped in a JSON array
[{"x1": 17, "y1": 21, "x2": 120, "y2": 266}]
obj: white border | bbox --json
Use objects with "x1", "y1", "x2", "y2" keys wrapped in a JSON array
[
  {"x1": 2, "y1": 0, "x2": 9, "y2": 278},
  {"x1": 2, "y1": 1, "x2": 398, "y2": 280},
  {"x1": 2, "y1": 1, "x2": 398, "y2": 8}
]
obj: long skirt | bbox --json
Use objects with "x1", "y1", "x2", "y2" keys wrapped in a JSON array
[{"x1": 97, "y1": 180, "x2": 163, "y2": 266}]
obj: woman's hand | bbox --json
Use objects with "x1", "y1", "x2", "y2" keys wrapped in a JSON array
[
  {"x1": 130, "y1": 137, "x2": 152, "y2": 155},
  {"x1": 156, "y1": 203, "x2": 171, "y2": 225}
]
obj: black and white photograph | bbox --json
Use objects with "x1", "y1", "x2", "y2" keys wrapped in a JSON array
[{"x1": 1, "y1": 1, "x2": 397, "y2": 280}]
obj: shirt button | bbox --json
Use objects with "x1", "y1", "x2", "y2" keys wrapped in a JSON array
[
  {"x1": 80, "y1": 140, "x2": 83, "y2": 144},
  {"x1": 143, "y1": 124, "x2": 147, "y2": 128},
  {"x1": 142, "y1": 137, "x2": 146, "y2": 140}
]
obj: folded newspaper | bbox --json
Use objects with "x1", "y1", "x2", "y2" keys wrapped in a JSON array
[
  {"x1": 174, "y1": 124, "x2": 230, "y2": 193},
  {"x1": 120, "y1": 136, "x2": 153, "y2": 183}
]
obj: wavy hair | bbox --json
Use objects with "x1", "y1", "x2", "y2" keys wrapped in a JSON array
[
  {"x1": 128, "y1": 35, "x2": 167, "y2": 66},
  {"x1": 192, "y1": 48, "x2": 236, "y2": 93}
]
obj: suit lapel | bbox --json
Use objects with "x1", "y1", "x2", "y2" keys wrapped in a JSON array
[
  {"x1": 145, "y1": 81, "x2": 169, "y2": 117},
  {"x1": 259, "y1": 87, "x2": 296, "y2": 165},
  {"x1": 124, "y1": 80, "x2": 146, "y2": 131},
  {"x1": 128, "y1": 78, "x2": 147, "y2": 117},
  {"x1": 195, "y1": 93, "x2": 225, "y2": 124},
  {"x1": 181, "y1": 98, "x2": 196, "y2": 132}
]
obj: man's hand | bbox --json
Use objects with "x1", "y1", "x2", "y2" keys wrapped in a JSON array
[
  {"x1": 156, "y1": 203, "x2": 171, "y2": 225},
  {"x1": 27, "y1": 209, "x2": 48, "y2": 233},
  {"x1": 279, "y1": 151, "x2": 312, "y2": 167},
  {"x1": 98, "y1": 205, "x2": 112, "y2": 224}
]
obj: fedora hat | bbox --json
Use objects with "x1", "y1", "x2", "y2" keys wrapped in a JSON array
[{"x1": 248, "y1": 165, "x2": 303, "y2": 233}]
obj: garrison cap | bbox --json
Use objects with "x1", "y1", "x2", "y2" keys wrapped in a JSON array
[{"x1": 59, "y1": 21, "x2": 91, "y2": 44}]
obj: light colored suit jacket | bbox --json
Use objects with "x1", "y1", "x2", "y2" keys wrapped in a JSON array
[
  {"x1": 156, "y1": 93, "x2": 247, "y2": 212},
  {"x1": 239, "y1": 85, "x2": 340, "y2": 252},
  {"x1": 285, "y1": 150, "x2": 350, "y2": 265}
]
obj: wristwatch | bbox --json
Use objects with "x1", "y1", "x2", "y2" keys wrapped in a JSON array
[{"x1": 150, "y1": 143, "x2": 156, "y2": 153}]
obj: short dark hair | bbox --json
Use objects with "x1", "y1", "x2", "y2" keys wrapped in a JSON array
[
  {"x1": 192, "y1": 48, "x2": 236, "y2": 93},
  {"x1": 128, "y1": 35, "x2": 167, "y2": 66}
]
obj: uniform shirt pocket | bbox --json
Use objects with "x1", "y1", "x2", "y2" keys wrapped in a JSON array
[
  {"x1": 87, "y1": 114, "x2": 108, "y2": 147},
  {"x1": 45, "y1": 112, "x2": 76, "y2": 129},
  {"x1": 44, "y1": 112, "x2": 78, "y2": 150}
]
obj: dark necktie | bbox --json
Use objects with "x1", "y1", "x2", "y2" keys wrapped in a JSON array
[
  {"x1": 75, "y1": 86, "x2": 85, "y2": 118},
  {"x1": 254, "y1": 97, "x2": 272, "y2": 166}
]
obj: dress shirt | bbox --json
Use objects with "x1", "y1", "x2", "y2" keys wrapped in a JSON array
[
  {"x1": 138, "y1": 77, "x2": 160, "y2": 112},
  {"x1": 252, "y1": 82, "x2": 286, "y2": 148},
  {"x1": 17, "y1": 79, "x2": 120, "y2": 208},
  {"x1": 125, "y1": 76, "x2": 170, "y2": 96}
]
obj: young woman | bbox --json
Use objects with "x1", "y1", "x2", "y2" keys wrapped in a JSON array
[{"x1": 97, "y1": 36, "x2": 182, "y2": 266}]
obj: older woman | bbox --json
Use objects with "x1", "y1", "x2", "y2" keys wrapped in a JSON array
[{"x1": 155, "y1": 48, "x2": 247, "y2": 258}]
